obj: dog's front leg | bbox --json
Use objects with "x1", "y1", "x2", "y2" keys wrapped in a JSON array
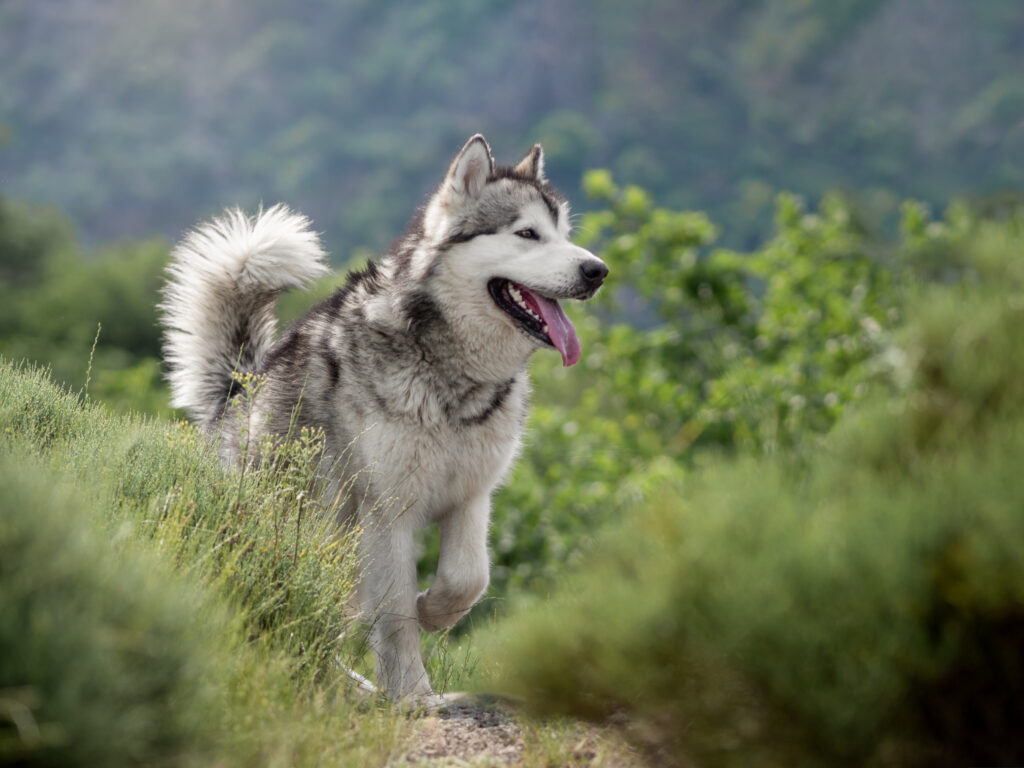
[
  {"x1": 417, "y1": 495, "x2": 490, "y2": 632},
  {"x1": 358, "y1": 518, "x2": 432, "y2": 698}
]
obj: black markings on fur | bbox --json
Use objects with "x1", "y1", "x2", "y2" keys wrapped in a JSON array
[
  {"x1": 229, "y1": 319, "x2": 258, "y2": 371},
  {"x1": 370, "y1": 388, "x2": 399, "y2": 420},
  {"x1": 459, "y1": 378, "x2": 514, "y2": 428},
  {"x1": 538, "y1": 191, "x2": 561, "y2": 226},
  {"x1": 402, "y1": 291, "x2": 445, "y2": 339},
  {"x1": 210, "y1": 377, "x2": 241, "y2": 424},
  {"x1": 260, "y1": 325, "x2": 304, "y2": 374},
  {"x1": 441, "y1": 226, "x2": 497, "y2": 248},
  {"x1": 307, "y1": 259, "x2": 386, "y2": 325},
  {"x1": 409, "y1": 164, "x2": 569, "y2": 273},
  {"x1": 491, "y1": 166, "x2": 564, "y2": 228},
  {"x1": 344, "y1": 259, "x2": 383, "y2": 299},
  {"x1": 445, "y1": 206, "x2": 520, "y2": 250},
  {"x1": 323, "y1": 350, "x2": 340, "y2": 390},
  {"x1": 494, "y1": 165, "x2": 564, "y2": 194},
  {"x1": 493, "y1": 165, "x2": 535, "y2": 183},
  {"x1": 224, "y1": 375, "x2": 244, "y2": 400}
]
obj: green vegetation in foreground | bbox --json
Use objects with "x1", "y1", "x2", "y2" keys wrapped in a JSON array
[
  {"x1": 0, "y1": 363, "x2": 404, "y2": 766},
  {"x1": 0, "y1": 359, "x2": 644, "y2": 766},
  {"x1": 0, "y1": 458, "x2": 227, "y2": 766},
  {"x1": 476, "y1": 225, "x2": 1024, "y2": 766}
]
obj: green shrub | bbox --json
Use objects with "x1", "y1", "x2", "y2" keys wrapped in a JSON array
[
  {"x1": 477, "y1": 224, "x2": 1024, "y2": 767},
  {"x1": 0, "y1": 363, "x2": 405, "y2": 766},
  {"x1": 0, "y1": 362, "x2": 363, "y2": 685},
  {"x1": 0, "y1": 454, "x2": 230, "y2": 766},
  {"x1": 481, "y1": 179, "x2": 923, "y2": 607}
]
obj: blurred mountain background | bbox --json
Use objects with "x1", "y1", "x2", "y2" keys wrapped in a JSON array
[{"x1": 2, "y1": 0, "x2": 1022, "y2": 257}]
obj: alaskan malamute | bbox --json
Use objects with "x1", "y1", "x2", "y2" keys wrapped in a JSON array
[{"x1": 160, "y1": 135, "x2": 607, "y2": 700}]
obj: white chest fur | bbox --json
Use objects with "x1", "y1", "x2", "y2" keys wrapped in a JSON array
[{"x1": 351, "y1": 379, "x2": 526, "y2": 527}]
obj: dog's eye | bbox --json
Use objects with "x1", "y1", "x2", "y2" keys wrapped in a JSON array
[{"x1": 514, "y1": 228, "x2": 539, "y2": 240}]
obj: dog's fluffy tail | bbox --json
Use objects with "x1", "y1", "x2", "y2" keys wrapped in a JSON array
[{"x1": 160, "y1": 204, "x2": 329, "y2": 425}]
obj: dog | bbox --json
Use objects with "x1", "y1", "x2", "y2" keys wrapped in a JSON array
[{"x1": 160, "y1": 135, "x2": 608, "y2": 700}]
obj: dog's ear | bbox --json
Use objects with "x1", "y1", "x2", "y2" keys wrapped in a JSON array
[
  {"x1": 513, "y1": 143, "x2": 546, "y2": 183},
  {"x1": 444, "y1": 134, "x2": 494, "y2": 199}
]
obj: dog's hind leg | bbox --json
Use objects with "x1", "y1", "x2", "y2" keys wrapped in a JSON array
[
  {"x1": 417, "y1": 495, "x2": 490, "y2": 633},
  {"x1": 359, "y1": 519, "x2": 432, "y2": 698}
]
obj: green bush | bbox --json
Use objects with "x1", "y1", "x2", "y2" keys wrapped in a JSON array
[
  {"x1": 0, "y1": 362, "x2": 406, "y2": 766},
  {"x1": 477, "y1": 223, "x2": 1024, "y2": 766},
  {"x1": 0, "y1": 454, "x2": 230, "y2": 766},
  {"x1": 0, "y1": 192, "x2": 173, "y2": 416},
  {"x1": 0, "y1": 362, "x2": 362, "y2": 684},
  {"x1": 482, "y1": 177, "x2": 927, "y2": 605}
]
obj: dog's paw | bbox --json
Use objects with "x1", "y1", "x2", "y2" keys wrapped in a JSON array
[
  {"x1": 417, "y1": 576, "x2": 486, "y2": 632},
  {"x1": 416, "y1": 588, "x2": 471, "y2": 633},
  {"x1": 416, "y1": 588, "x2": 446, "y2": 633}
]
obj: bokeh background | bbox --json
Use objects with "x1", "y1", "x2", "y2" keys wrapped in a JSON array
[
  {"x1": 3, "y1": 0, "x2": 1023, "y2": 253},
  {"x1": 3, "y1": 2, "x2": 1024, "y2": 766}
]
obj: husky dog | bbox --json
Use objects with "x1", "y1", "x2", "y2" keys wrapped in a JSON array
[{"x1": 160, "y1": 135, "x2": 608, "y2": 699}]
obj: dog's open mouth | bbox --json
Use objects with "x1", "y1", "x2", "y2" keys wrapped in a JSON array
[{"x1": 487, "y1": 278, "x2": 581, "y2": 367}]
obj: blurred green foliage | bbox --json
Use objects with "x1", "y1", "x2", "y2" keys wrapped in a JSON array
[
  {"x1": 1, "y1": 1, "x2": 1022, "y2": 254},
  {"x1": 0, "y1": 454, "x2": 229, "y2": 766},
  {"x1": 483, "y1": 173, "x2": 980, "y2": 604},
  {"x1": 478, "y1": 219, "x2": 1024, "y2": 767},
  {"x1": 0, "y1": 195, "x2": 172, "y2": 416},
  {"x1": 576, "y1": 172, "x2": 901, "y2": 455}
]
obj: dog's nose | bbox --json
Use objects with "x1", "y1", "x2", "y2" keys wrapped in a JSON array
[{"x1": 579, "y1": 259, "x2": 609, "y2": 287}]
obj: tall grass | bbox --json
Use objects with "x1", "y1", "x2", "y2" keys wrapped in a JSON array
[
  {"x1": 0, "y1": 361, "x2": 405, "y2": 765},
  {"x1": 475, "y1": 225, "x2": 1024, "y2": 767},
  {"x1": 1, "y1": 360, "x2": 363, "y2": 680},
  {"x1": 0, "y1": 454, "x2": 230, "y2": 766}
]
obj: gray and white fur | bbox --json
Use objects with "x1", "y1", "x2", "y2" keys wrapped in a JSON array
[{"x1": 160, "y1": 135, "x2": 608, "y2": 700}]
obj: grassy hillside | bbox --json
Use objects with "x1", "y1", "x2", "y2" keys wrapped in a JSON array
[
  {"x1": 0, "y1": 457, "x2": 229, "y2": 766},
  {"x1": 475, "y1": 224, "x2": 1024, "y2": 765},
  {"x1": 0, "y1": 362, "x2": 405, "y2": 765}
]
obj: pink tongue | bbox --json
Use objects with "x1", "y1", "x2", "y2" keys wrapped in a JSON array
[{"x1": 527, "y1": 291, "x2": 581, "y2": 367}]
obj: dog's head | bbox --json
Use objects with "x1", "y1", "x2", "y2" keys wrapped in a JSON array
[{"x1": 419, "y1": 135, "x2": 608, "y2": 368}]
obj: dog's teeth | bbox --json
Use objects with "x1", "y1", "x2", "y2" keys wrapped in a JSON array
[
  {"x1": 542, "y1": 324, "x2": 549, "y2": 334},
  {"x1": 507, "y1": 284, "x2": 543, "y2": 323}
]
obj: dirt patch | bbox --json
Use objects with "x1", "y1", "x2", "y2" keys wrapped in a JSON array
[
  {"x1": 393, "y1": 695, "x2": 645, "y2": 767},
  {"x1": 398, "y1": 697, "x2": 525, "y2": 766}
]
